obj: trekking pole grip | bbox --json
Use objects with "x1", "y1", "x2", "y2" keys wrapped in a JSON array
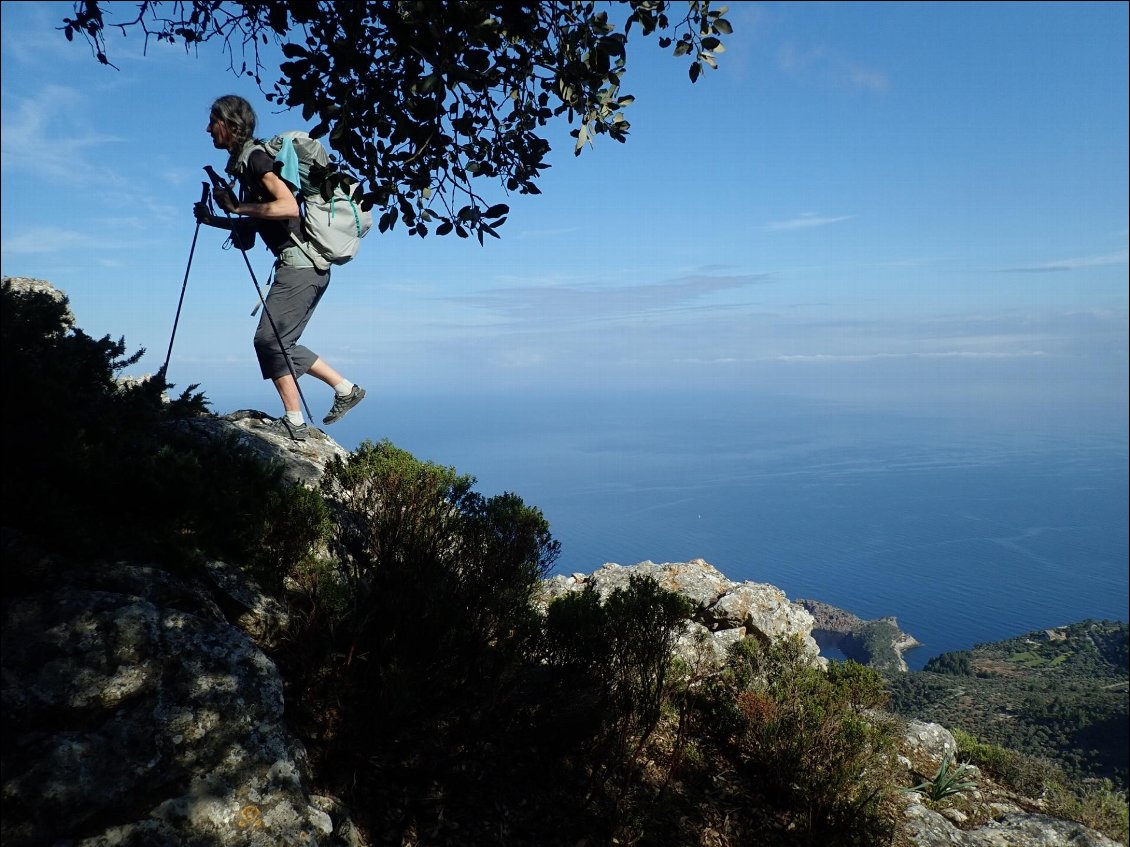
[{"x1": 203, "y1": 165, "x2": 227, "y2": 191}]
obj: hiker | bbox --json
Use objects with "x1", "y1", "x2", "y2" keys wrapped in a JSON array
[{"x1": 193, "y1": 94, "x2": 365, "y2": 441}]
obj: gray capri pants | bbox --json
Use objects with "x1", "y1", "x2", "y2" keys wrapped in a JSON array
[{"x1": 254, "y1": 263, "x2": 331, "y2": 380}]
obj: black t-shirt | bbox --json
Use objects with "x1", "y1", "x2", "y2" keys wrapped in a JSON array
[{"x1": 240, "y1": 149, "x2": 303, "y2": 255}]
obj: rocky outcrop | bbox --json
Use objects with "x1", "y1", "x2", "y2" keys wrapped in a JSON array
[
  {"x1": 541, "y1": 559, "x2": 823, "y2": 669},
  {"x1": 893, "y1": 719, "x2": 1120, "y2": 846},
  {"x1": 3, "y1": 276, "x2": 75, "y2": 324},
  {"x1": 0, "y1": 531, "x2": 359, "y2": 847},
  {"x1": 798, "y1": 597, "x2": 922, "y2": 673},
  {"x1": 902, "y1": 802, "x2": 1121, "y2": 847},
  {"x1": 164, "y1": 409, "x2": 349, "y2": 489},
  {"x1": 542, "y1": 566, "x2": 1122, "y2": 845}
]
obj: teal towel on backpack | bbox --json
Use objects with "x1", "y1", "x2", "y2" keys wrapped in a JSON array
[{"x1": 274, "y1": 137, "x2": 301, "y2": 192}]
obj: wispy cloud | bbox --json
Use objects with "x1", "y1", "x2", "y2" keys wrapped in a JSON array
[
  {"x1": 444, "y1": 272, "x2": 770, "y2": 324},
  {"x1": 998, "y1": 248, "x2": 1129, "y2": 273},
  {"x1": 773, "y1": 350, "x2": 1050, "y2": 363},
  {"x1": 0, "y1": 226, "x2": 145, "y2": 255},
  {"x1": 776, "y1": 43, "x2": 890, "y2": 92},
  {"x1": 767, "y1": 213, "x2": 853, "y2": 232},
  {"x1": 846, "y1": 64, "x2": 890, "y2": 93},
  {"x1": 0, "y1": 86, "x2": 126, "y2": 184}
]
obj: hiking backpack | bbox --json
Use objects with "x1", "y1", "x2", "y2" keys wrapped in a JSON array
[{"x1": 227, "y1": 131, "x2": 372, "y2": 270}]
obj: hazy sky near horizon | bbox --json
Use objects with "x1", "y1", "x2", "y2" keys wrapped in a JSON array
[{"x1": 2, "y1": 1, "x2": 1127, "y2": 436}]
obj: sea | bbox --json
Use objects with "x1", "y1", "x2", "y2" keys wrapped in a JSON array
[{"x1": 280, "y1": 388, "x2": 1128, "y2": 671}]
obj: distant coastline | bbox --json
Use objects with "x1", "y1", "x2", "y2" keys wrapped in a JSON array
[{"x1": 797, "y1": 598, "x2": 922, "y2": 673}]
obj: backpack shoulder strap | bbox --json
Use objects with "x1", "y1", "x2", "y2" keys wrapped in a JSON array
[{"x1": 224, "y1": 138, "x2": 269, "y2": 181}]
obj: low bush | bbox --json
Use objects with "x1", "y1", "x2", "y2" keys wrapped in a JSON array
[
  {"x1": 544, "y1": 576, "x2": 693, "y2": 781},
  {"x1": 2, "y1": 279, "x2": 327, "y2": 580},
  {"x1": 692, "y1": 638, "x2": 902, "y2": 844}
]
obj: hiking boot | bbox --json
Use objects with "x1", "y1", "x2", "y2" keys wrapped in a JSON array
[
  {"x1": 263, "y1": 416, "x2": 308, "y2": 442},
  {"x1": 323, "y1": 385, "x2": 366, "y2": 425}
]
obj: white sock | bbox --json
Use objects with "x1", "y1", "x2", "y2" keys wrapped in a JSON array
[
  {"x1": 334, "y1": 380, "x2": 355, "y2": 396},
  {"x1": 285, "y1": 410, "x2": 305, "y2": 426}
]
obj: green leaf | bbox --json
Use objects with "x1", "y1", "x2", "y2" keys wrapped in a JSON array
[{"x1": 574, "y1": 123, "x2": 589, "y2": 154}]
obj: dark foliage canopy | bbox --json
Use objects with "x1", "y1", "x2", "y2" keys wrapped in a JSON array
[{"x1": 62, "y1": 1, "x2": 734, "y2": 241}]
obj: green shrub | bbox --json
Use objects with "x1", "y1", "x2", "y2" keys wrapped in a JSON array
[
  {"x1": 924, "y1": 650, "x2": 975, "y2": 676},
  {"x1": 702, "y1": 638, "x2": 901, "y2": 843},
  {"x1": 1048, "y1": 780, "x2": 1129, "y2": 846},
  {"x1": 953, "y1": 726, "x2": 1058, "y2": 797},
  {"x1": 2, "y1": 279, "x2": 327, "y2": 582},
  {"x1": 132, "y1": 430, "x2": 331, "y2": 584},
  {"x1": 316, "y1": 439, "x2": 559, "y2": 728},
  {"x1": 544, "y1": 576, "x2": 693, "y2": 760}
]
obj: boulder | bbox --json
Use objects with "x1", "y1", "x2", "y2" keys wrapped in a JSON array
[
  {"x1": 902, "y1": 801, "x2": 1121, "y2": 846},
  {"x1": 1, "y1": 531, "x2": 355, "y2": 847}
]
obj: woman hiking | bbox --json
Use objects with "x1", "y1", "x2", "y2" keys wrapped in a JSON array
[{"x1": 193, "y1": 94, "x2": 365, "y2": 441}]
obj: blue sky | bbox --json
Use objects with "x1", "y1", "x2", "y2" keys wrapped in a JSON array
[{"x1": 2, "y1": 1, "x2": 1127, "y2": 439}]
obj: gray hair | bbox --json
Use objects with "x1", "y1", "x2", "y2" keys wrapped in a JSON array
[{"x1": 210, "y1": 94, "x2": 257, "y2": 148}]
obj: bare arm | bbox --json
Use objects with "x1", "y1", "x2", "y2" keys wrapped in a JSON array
[
  {"x1": 232, "y1": 170, "x2": 300, "y2": 220},
  {"x1": 195, "y1": 165, "x2": 299, "y2": 228}
]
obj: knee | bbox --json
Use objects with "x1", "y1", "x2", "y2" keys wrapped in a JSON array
[{"x1": 253, "y1": 328, "x2": 275, "y2": 353}]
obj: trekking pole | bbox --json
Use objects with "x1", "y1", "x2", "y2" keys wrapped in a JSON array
[
  {"x1": 160, "y1": 182, "x2": 211, "y2": 381},
  {"x1": 205, "y1": 165, "x2": 314, "y2": 424}
]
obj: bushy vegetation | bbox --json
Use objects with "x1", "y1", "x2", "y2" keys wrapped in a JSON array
[
  {"x1": 887, "y1": 621, "x2": 1129, "y2": 792},
  {"x1": 680, "y1": 639, "x2": 902, "y2": 845},
  {"x1": 923, "y1": 649, "x2": 974, "y2": 676},
  {"x1": 2, "y1": 279, "x2": 329, "y2": 579}
]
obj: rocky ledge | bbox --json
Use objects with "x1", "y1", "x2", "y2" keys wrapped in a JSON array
[{"x1": 542, "y1": 559, "x2": 824, "y2": 670}]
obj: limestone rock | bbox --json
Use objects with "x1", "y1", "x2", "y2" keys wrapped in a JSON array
[
  {"x1": 892, "y1": 720, "x2": 1120, "y2": 846},
  {"x1": 586, "y1": 559, "x2": 733, "y2": 609},
  {"x1": 2, "y1": 587, "x2": 326, "y2": 845},
  {"x1": 164, "y1": 409, "x2": 349, "y2": 489},
  {"x1": 203, "y1": 558, "x2": 290, "y2": 648},
  {"x1": 902, "y1": 802, "x2": 1121, "y2": 846},
  {"x1": 902, "y1": 718, "x2": 960, "y2": 775},
  {"x1": 541, "y1": 559, "x2": 822, "y2": 668},
  {"x1": 707, "y1": 581, "x2": 817, "y2": 647},
  {"x1": 3, "y1": 276, "x2": 74, "y2": 326},
  {"x1": 1, "y1": 532, "x2": 357, "y2": 847}
]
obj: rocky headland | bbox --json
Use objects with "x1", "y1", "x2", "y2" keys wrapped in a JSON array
[{"x1": 798, "y1": 597, "x2": 923, "y2": 673}]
